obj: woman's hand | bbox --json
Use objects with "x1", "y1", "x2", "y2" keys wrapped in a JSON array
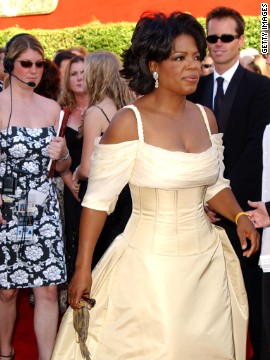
[
  {"x1": 48, "y1": 137, "x2": 68, "y2": 160},
  {"x1": 236, "y1": 215, "x2": 260, "y2": 257},
  {"x1": 0, "y1": 214, "x2": 7, "y2": 225},
  {"x1": 0, "y1": 195, "x2": 7, "y2": 225},
  {"x1": 246, "y1": 200, "x2": 270, "y2": 228},
  {"x1": 68, "y1": 269, "x2": 92, "y2": 309},
  {"x1": 68, "y1": 208, "x2": 107, "y2": 308},
  {"x1": 72, "y1": 189, "x2": 80, "y2": 202},
  {"x1": 72, "y1": 167, "x2": 81, "y2": 193},
  {"x1": 204, "y1": 205, "x2": 221, "y2": 223}
]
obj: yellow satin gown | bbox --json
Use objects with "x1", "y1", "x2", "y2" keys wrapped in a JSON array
[{"x1": 52, "y1": 104, "x2": 248, "y2": 360}]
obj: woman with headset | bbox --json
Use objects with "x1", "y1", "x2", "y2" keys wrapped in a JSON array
[{"x1": 0, "y1": 33, "x2": 70, "y2": 359}]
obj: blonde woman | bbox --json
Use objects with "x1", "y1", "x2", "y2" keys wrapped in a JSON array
[
  {"x1": 73, "y1": 50, "x2": 134, "y2": 193},
  {"x1": 72, "y1": 51, "x2": 134, "y2": 267}
]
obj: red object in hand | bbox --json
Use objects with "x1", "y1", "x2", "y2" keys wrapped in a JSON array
[{"x1": 48, "y1": 107, "x2": 71, "y2": 179}]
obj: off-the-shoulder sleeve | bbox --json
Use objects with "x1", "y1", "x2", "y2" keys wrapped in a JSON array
[
  {"x1": 205, "y1": 133, "x2": 231, "y2": 202},
  {"x1": 82, "y1": 137, "x2": 138, "y2": 214}
]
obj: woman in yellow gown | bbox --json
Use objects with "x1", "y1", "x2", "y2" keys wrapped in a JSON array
[{"x1": 52, "y1": 11, "x2": 259, "y2": 360}]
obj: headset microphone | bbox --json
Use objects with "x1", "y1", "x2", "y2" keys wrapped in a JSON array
[{"x1": 11, "y1": 73, "x2": 36, "y2": 87}]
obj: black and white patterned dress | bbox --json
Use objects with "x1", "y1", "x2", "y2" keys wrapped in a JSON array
[{"x1": 0, "y1": 126, "x2": 66, "y2": 289}]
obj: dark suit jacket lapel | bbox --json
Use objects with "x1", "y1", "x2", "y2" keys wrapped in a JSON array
[{"x1": 218, "y1": 64, "x2": 245, "y2": 133}]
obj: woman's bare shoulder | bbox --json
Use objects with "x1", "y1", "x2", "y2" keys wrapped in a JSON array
[
  {"x1": 0, "y1": 88, "x2": 9, "y2": 105},
  {"x1": 84, "y1": 105, "x2": 110, "y2": 126},
  {"x1": 189, "y1": 102, "x2": 218, "y2": 135},
  {"x1": 36, "y1": 93, "x2": 60, "y2": 110},
  {"x1": 202, "y1": 106, "x2": 218, "y2": 134},
  {"x1": 100, "y1": 107, "x2": 139, "y2": 144},
  {"x1": 0, "y1": 91, "x2": 10, "y2": 129}
]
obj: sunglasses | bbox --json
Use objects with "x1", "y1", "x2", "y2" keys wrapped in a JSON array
[
  {"x1": 16, "y1": 60, "x2": 46, "y2": 68},
  {"x1": 206, "y1": 34, "x2": 240, "y2": 44},
  {"x1": 202, "y1": 64, "x2": 213, "y2": 69}
]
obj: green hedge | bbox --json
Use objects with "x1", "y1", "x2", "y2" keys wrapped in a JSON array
[{"x1": 0, "y1": 16, "x2": 264, "y2": 59}]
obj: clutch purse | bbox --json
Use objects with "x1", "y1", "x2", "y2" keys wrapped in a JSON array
[{"x1": 73, "y1": 297, "x2": 96, "y2": 360}]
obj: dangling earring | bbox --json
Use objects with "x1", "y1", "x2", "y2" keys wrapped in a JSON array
[{"x1": 153, "y1": 71, "x2": 159, "y2": 88}]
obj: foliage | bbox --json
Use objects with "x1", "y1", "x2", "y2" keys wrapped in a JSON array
[{"x1": 0, "y1": 16, "x2": 265, "y2": 59}]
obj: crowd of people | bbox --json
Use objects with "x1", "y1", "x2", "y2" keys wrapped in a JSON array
[{"x1": 0, "y1": 6, "x2": 270, "y2": 360}]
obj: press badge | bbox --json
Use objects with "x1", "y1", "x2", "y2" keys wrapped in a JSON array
[
  {"x1": 17, "y1": 215, "x2": 34, "y2": 241},
  {"x1": 17, "y1": 198, "x2": 35, "y2": 241},
  {"x1": 16, "y1": 189, "x2": 47, "y2": 241}
]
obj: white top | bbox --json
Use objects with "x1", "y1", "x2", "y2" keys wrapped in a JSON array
[
  {"x1": 259, "y1": 124, "x2": 270, "y2": 271},
  {"x1": 82, "y1": 104, "x2": 230, "y2": 214},
  {"x1": 213, "y1": 60, "x2": 239, "y2": 108}
]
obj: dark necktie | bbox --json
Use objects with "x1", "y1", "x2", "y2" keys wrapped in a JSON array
[{"x1": 214, "y1": 77, "x2": 224, "y2": 125}]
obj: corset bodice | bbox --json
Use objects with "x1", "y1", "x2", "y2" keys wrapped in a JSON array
[{"x1": 123, "y1": 185, "x2": 216, "y2": 256}]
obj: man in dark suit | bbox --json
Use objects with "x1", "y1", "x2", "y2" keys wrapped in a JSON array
[{"x1": 189, "y1": 7, "x2": 270, "y2": 360}]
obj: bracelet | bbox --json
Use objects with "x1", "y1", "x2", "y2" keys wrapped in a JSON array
[
  {"x1": 58, "y1": 150, "x2": 70, "y2": 162},
  {"x1": 235, "y1": 211, "x2": 250, "y2": 225}
]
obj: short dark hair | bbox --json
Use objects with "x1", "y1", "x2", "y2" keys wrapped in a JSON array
[
  {"x1": 121, "y1": 11, "x2": 206, "y2": 95},
  {"x1": 53, "y1": 50, "x2": 74, "y2": 68},
  {"x1": 206, "y1": 7, "x2": 245, "y2": 36}
]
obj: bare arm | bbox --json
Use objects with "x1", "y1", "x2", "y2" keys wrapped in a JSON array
[
  {"x1": 61, "y1": 170, "x2": 80, "y2": 202},
  {"x1": 49, "y1": 103, "x2": 72, "y2": 174},
  {"x1": 75, "y1": 108, "x2": 107, "y2": 181},
  {"x1": 50, "y1": 136, "x2": 71, "y2": 173},
  {"x1": 68, "y1": 108, "x2": 138, "y2": 308},
  {"x1": 72, "y1": 108, "x2": 109, "y2": 193},
  {"x1": 208, "y1": 188, "x2": 260, "y2": 257},
  {"x1": 0, "y1": 195, "x2": 7, "y2": 225},
  {"x1": 68, "y1": 207, "x2": 108, "y2": 308},
  {"x1": 202, "y1": 107, "x2": 260, "y2": 256}
]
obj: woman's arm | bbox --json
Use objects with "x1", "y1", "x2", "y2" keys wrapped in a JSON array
[
  {"x1": 202, "y1": 106, "x2": 260, "y2": 254},
  {"x1": 68, "y1": 108, "x2": 138, "y2": 308},
  {"x1": 0, "y1": 195, "x2": 7, "y2": 225},
  {"x1": 68, "y1": 207, "x2": 107, "y2": 308},
  {"x1": 49, "y1": 103, "x2": 72, "y2": 173},
  {"x1": 208, "y1": 188, "x2": 260, "y2": 257},
  {"x1": 75, "y1": 108, "x2": 106, "y2": 181},
  {"x1": 61, "y1": 170, "x2": 80, "y2": 202},
  {"x1": 47, "y1": 134, "x2": 71, "y2": 175}
]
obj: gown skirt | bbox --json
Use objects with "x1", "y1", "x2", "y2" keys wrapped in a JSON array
[
  {"x1": 52, "y1": 185, "x2": 248, "y2": 360},
  {"x1": 52, "y1": 104, "x2": 248, "y2": 359}
]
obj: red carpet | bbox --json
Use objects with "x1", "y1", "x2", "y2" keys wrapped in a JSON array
[
  {"x1": 13, "y1": 288, "x2": 253, "y2": 359},
  {"x1": 13, "y1": 289, "x2": 38, "y2": 360}
]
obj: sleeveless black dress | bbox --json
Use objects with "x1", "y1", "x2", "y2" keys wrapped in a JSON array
[{"x1": 64, "y1": 126, "x2": 83, "y2": 282}]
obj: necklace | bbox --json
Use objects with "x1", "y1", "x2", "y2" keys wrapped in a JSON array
[{"x1": 76, "y1": 106, "x2": 88, "y2": 116}]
